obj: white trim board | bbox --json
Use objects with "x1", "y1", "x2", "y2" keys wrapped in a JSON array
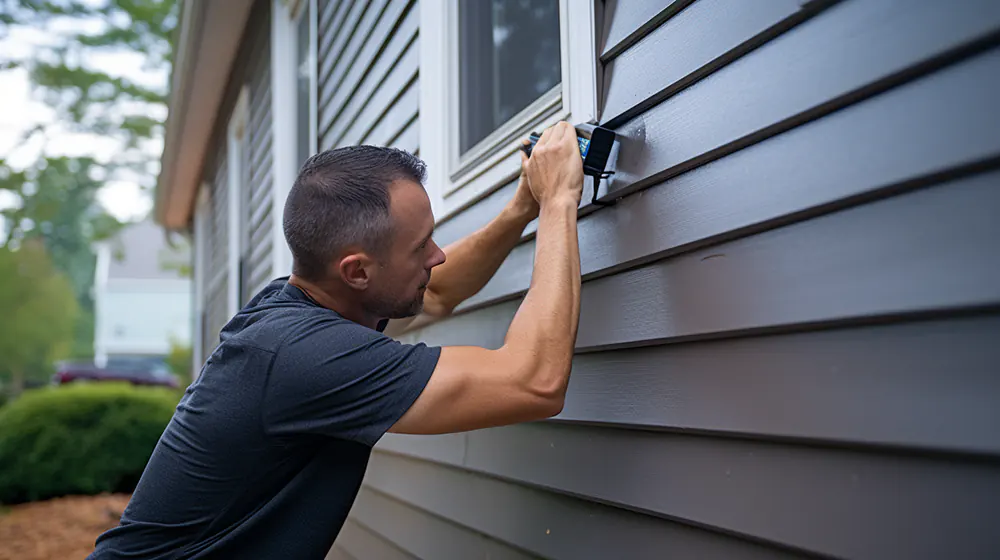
[{"x1": 419, "y1": 0, "x2": 600, "y2": 221}]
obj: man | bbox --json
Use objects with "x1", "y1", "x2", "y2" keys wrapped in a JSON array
[{"x1": 90, "y1": 122, "x2": 584, "y2": 558}]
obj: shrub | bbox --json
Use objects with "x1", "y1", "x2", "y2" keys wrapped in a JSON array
[{"x1": 0, "y1": 382, "x2": 180, "y2": 504}]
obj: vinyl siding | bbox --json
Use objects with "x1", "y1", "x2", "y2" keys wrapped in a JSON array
[
  {"x1": 202, "y1": 146, "x2": 229, "y2": 362},
  {"x1": 243, "y1": 19, "x2": 274, "y2": 301},
  {"x1": 344, "y1": 0, "x2": 1000, "y2": 558},
  {"x1": 197, "y1": 0, "x2": 273, "y2": 358},
  {"x1": 317, "y1": 0, "x2": 419, "y2": 153}
]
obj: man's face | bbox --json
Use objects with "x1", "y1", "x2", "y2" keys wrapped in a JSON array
[{"x1": 363, "y1": 179, "x2": 446, "y2": 319}]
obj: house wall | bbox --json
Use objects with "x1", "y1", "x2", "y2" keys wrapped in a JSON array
[
  {"x1": 197, "y1": 0, "x2": 274, "y2": 363},
  {"x1": 95, "y1": 280, "x2": 192, "y2": 358},
  {"x1": 317, "y1": 0, "x2": 419, "y2": 154},
  {"x1": 333, "y1": 0, "x2": 1000, "y2": 558}
]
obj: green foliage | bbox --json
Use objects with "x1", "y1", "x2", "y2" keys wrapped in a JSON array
[
  {"x1": 0, "y1": 242, "x2": 79, "y2": 395},
  {"x1": 0, "y1": 156, "x2": 123, "y2": 358},
  {"x1": 164, "y1": 338, "x2": 193, "y2": 388},
  {"x1": 0, "y1": 0, "x2": 177, "y2": 172},
  {"x1": 0, "y1": 382, "x2": 180, "y2": 504}
]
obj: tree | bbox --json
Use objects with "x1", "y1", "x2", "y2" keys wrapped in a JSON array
[
  {"x1": 0, "y1": 0, "x2": 179, "y2": 358},
  {"x1": 0, "y1": 241, "x2": 78, "y2": 396},
  {"x1": 1, "y1": 0, "x2": 177, "y2": 184},
  {"x1": 0, "y1": 156, "x2": 123, "y2": 358}
]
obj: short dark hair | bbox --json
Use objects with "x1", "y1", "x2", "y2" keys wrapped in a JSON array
[{"x1": 282, "y1": 145, "x2": 427, "y2": 280}]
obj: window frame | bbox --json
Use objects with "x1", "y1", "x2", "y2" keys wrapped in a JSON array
[
  {"x1": 420, "y1": 0, "x2": 599, "y2": 221},
  {"x1": 226, "y1": 87, "x2": 249, "y2": 315},
  {"x1": 270, "y1": 0, "x2": 318, "y2": 278}
]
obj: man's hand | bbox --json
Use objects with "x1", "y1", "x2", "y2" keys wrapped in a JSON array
[
  {"x1": 509, "y1": 139, "x2": 541, "y2": 220},
  {"x1": 525, "y1": 121, "x2": 585, "y2": 208},
  {"x1": 391, "y1": 122, "x2": 583, "y2": 436}
]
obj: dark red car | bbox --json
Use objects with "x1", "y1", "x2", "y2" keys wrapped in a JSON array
[{"x1": 52, "y1": 360, "x2": 180, "y2": 389}]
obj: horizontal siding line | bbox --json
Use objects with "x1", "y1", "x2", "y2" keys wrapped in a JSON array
[
  {"x1": 318, "y1": 0, "x2": 343, "y2": 34},
  {"x1": 386, "y1": 312, "x2": 1000, "y2": 457},
  {"x1": 447, "y1": 47, "x2": 1000, "y2": 313},
  {"x1": 594, "y1": 6, "x2": 1000, "y2": 209},
  {"x1": 403, "y1": 170, "x2": 1000, "y2": 355},
  {"x1": 248, "y1": 88, "x2": 270, "y2": 123},
  {"x1": 363, "y1": 452, "x2": 820, "y2": 559},
  {"x1": 356, "y1": 73, "x2": 418, "y2": 146},
  {"x1": 318, "y1": 0, "x2": 366, "y2": 67},
  {"x1": 248, "y1": 140, "x2": 271, "y2": 180},
  {"x1": 248, "y1": 99, "x2": 270, "y2": 138},
  {"x1": 363, "y1": 452, "x2": 812, "y2": 559},
  {"x1": 318, "y1": 0, "x2": 392, "y2": 110},
  {"x1": 602, "y1": 0, "x2": 829, "y2": 125},
  {"x1": 318, "y1": 0, "x2": 371, "y2": 85},
  {"x1": 372, "y1": 422, "x2": 1000, "y2": 559},
  {"x1": 349, "y1": 487, "x2": 542, "y2": 560},
  {"x1": 384, "y1": 112, "x2": 417, "y2": 150},
  {"x1": 337, "y1": 518, "x2": 417, "y2": 560},
  {"x1": 321, "y1": 22, "x2": 418, "y2": 146},
  {"x1": 601, "y1": 0, "x2": 696, "y2": 62},
  {"x1": 247, "y1": 188, "x2": 272, "y2": 224},
  {"x1": 431, "y1": 5, "x2": 1000, "y2": 248},
  {"x1": 320, "y1": 0, "x2": 415, "y2": 137}
]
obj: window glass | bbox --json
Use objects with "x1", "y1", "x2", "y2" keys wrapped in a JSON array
[
  {"x1": 458, "y1": 0, "x2": 561, "y2": 155},
  {"x1": 295, "y1": 5, "x2": 312, "y2": 168}
]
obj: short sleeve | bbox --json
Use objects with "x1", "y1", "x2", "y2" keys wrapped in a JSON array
[{"x1": 264, "y1": 318, "x2": 440, "y2": 446}]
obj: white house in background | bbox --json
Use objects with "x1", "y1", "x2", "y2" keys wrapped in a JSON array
[{"x1": 93, "y1": 219, "x2": 192, "y2": 369}]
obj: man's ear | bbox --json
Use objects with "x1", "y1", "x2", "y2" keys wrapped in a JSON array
[{"x1": 338, "y1": 252, "x2": 374, "y2": 290}]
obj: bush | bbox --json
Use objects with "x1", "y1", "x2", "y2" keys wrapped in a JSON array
[{"x1": 0, "y1": 382, "x2": 180, "y2": 504}]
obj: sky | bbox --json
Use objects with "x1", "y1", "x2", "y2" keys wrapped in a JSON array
[{"x1": 0, "y1": 13, "x2": 168, "y2": 223}]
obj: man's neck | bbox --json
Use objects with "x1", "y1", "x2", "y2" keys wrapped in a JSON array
[{"x1": 287, "y1": 274, "x2": 381, "y2": 330}]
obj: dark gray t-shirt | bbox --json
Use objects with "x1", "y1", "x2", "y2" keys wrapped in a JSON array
[{"x1": 90, "y1": 278, "x2": 440, "y2": 559}]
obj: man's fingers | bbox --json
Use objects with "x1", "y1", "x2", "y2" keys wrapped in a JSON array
[
  {"x1": 519, "y1": 139, "x2": 530, "y2": 166},
  {"x1": 537, "y1": 125, "x2": 554, "y2": 147}
]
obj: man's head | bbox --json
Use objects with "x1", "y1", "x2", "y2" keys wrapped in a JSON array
[{"x1": 283, "y1": 146, "x2": 446, "y2": 319}]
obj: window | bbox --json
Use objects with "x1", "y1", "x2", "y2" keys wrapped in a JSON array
[
  {"x1": 458, "y1": 0, "x2": 562, "y2": 156},
  {"x1": 270, "y1": 0, "x2": 317, "y2": 278},
  {"x1": 421, "y1": 0, "x2": 599, "y2": 220}
]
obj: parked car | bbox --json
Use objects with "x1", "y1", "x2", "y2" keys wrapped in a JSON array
[{"x1": 52, "y1": 359, "x2": 179, "y2": 389}]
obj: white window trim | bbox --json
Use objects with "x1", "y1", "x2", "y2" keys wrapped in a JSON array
[
  {"x1": 227, "y1": 87, "x2": 250, "y2": 316},
  {"x1": 420, "y1": 0, "x2": 599, "y2": 221},
  {"x1": 270, "y1": 0, "x2": 318, "y2": 278}
]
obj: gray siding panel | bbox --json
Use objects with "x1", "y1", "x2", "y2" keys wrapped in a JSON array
[
  {"x1": 461, "y1": 46, "x2": 1000, "y2": 311},
  {"x1": 336, "y1": 519, "x2": 417, "y2": 560},
  {"x1": 386, "y1": 314, "x2": 1000, "y2": 457},
  {"x1": 244, "y1": 17, "x2": 273, "y2": 298},
  {"x1": 322, "y1": 7, "x2": 417, "y2": 146},
  {"x1": 318, "y1": 0, "x2": 389, "y2": 113},
  {"x1": 364, "y1": 452, "x2": 808, "y2": 560},
  {"x1": 379, "y1": 423, "x2": 1000, "y2": 559},
  {"x1": 318, "y1": 0, "x2": 419, "y2": 153},
  {"x1": 320, "y1": 0, "x2": 412, "y2": 132},
  {"x1": 601, "y1": 0, "x2": 806, "y2": 123},
  {"x1": 340, "y1": 0, "x2": 1000, "y2": 557},
  {"x1": 350, "y1": 489, "x2": 541, "y2": 560},
  {"x1": 410, "y1": 171, "x2": 1000, "y2": 352},
  {"x1": 600, "y1": 0, "x2": 693, "y2": 61}
]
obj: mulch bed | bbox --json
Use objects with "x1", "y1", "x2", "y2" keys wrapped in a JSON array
[{"x1": 0, "y1": 493, "x2": 130, "y2": 560}]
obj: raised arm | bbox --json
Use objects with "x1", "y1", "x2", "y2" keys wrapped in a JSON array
[
  {"x1": 383, "y1": 145, "x2": 539, "y2": 336},
  {"x1": 390, "y1": 122, "x2": 583, "y2": 434}
]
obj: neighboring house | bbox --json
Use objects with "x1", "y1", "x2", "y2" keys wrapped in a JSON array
[
  {"x1": 93, "y1": 219, "x2": 192, "y2": 371},
  {"x1": 154, "y1": 0, "x2": 1000, "y2": 558}
]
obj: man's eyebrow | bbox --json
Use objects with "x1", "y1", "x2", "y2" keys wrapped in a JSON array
[{"x1": 417, "y1": 226, "x2": 435, "y2": 248}]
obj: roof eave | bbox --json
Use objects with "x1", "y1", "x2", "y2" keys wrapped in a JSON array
[{"x1": 154, "y1": 0, "x2": 255, "y2": 231}]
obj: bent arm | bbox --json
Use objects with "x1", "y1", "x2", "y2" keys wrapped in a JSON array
[
  {"x1": 422, "y1": 199, "x2": 537, "y2": 317},
  {"x1": 390, "y1": 198, "x2": 581, "y2": 434}
]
